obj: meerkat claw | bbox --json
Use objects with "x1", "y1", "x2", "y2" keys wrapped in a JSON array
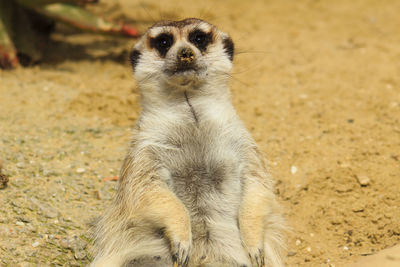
[
  {"x1": 172, "y1": 242, "x2": 190, "y2": 267},
  {"x1": 172, "y1": 257, "x2": 189, "y2": 267},
  {"x1": 248, "y1": 248, "x2": 265, "y2": 267}
]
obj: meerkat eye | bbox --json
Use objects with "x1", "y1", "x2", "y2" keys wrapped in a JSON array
[
  {"x1": 189, "y1": 30, "x2": 212, "y2": 52},
  {"x1": 150, "y1": 33, "x2": 174, "y2": 57}
]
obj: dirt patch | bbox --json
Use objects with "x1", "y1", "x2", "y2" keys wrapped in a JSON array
[
  {"x1": 0, "y1": 0, "x2": 399, "y2": 266},
  {"x1": 68, "y1": 91, "x2": 139, "y2": 126}
]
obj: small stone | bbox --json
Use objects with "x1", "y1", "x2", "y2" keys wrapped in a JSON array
[
  {"x1": 343, "y1": 246, "x2": 349, "y2": 251},
  {"x1": 15, "y1": 221, "x2": 24, "y2": 226},
  {"x1": 74, "y1": 250, "x2": 87, "y2": 260},
  {"x1": 16, "y1": 162, "x2": 25, "y2": 168},
  {"x1": 42, "y1": 169, "x2": 53, "y2": 177},
  {"x1": 32, "y1": 241, "x2": 40, "y2": 247},
  {"x1": 70, "y1": 236, "x2": 87, "y2": 252},
  {"x1": 339, "y1": 162, "x2": 350, "y2": 168},
  {"x1": 59, "y1": 239, "x2": 70, "y2": 249},
  {"x1": 335, "y1": 184, "x2": 353, "y2": 193},
  {"x1": 352, "y1": 203, "x2": 364, "y2": 212},
  {"x1": 306, "y1": 246, "x2": 312, "y2": 252},
  {"x1": 16, "y1": 216, "x2": 30, "y2": 223},
  {"x1": 287, "y1": 251, "x2": 296, "y2": 257},
  {"x1": 356, "y1": 175, "x2": 370, "y2": 186},
  {"x1": 76, "y1": 168, "x2": 86, "y2": 174},
  {"x1": 30, "y1": 197, "x2": 58, "y2": 218},
  {"x1": 94, "y1": 190, "x2": 101, "y2": 200},
  {"x1": 295, "y1": 239, "x2": 301, "y2": 246},
  {"x1": 291, "y1": 166, "x2": 298, "y2": 174},
  {"x1": 299, "y1": 94, "x2": 308, "y2": 99},
  {"x1": 331, "y1": 218, "x2": 342, "y2": 225}
]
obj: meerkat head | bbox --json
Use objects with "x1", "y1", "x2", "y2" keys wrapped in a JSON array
[{"x1": 129, "y1": 18, "x2": 234, "y2": 92}]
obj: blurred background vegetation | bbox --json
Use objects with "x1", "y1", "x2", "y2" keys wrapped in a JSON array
[{"x1": 0, "y1": 0, "x2": 139, "y2": 69}]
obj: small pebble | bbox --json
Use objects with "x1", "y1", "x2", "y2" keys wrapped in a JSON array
[
  {"x1": 59, "y1": 239, "x2": 70, "y2": 249},
  {"x1": 352, "y1": 204, "x2": 364, "y2": 212},
  {"x1": 299, "y1": 94, "x2": 308, "y2": 99},
  {"x1": 356, "y1": 175, "x2": 370, "y2": 186},
  {"x1": 30, "y1": 197, "x2": 58, "y2": 218},
  {"x1": 295, "y1": 239, "x2": 301, "y2": 246},
  {"x1": 42, "y1": 169, "x2": 52, "y2": 177},
  {"x1": 32, "y1": 241, "x2": 40, "y2": 248},
  {"x1": 16, "y1": 162, "x2": 25, "y2": 168},
  {"x1": 291, "y1": 166, "x2": 298, "y2": 174},
  {"x1": 74, "y1": 250, "x2": 87, "y2": 260},
  {"x1": 76, "y1": 168, "x2": 86, "y2": 174},
  {"x1": 343, "y1": 246, "x2": 349, "y2": 251},
  {"x1": 306, "y1": 246, "x2": 312, "y2": 252},
  {"x1": 15, "y1": 221, "x2": 24, "y2": 226}
]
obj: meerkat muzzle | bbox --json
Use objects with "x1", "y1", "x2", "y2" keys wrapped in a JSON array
[
  {"x1": 173, "y1": 47, "x2": 198, "y2": 75},
  {"x1": 177, "y1": 47, "x2": 195, "y2": 64}
]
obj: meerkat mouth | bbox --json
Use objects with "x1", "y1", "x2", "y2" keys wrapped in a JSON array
[
  {"x1": 164, "y1": 64, "x2": 206, "y2": 88},
  {"x1": 174, "y1": 67, "x2": 197, "y2": 75},
  {"x1": 164, "y1": 74, "x2": 200, "y2": 88},
  {"x1": 167, "y1": 63, "x2": 200, "y2": 76}
]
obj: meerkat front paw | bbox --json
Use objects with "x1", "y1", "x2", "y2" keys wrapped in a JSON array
[
  {"x1": 247, "y1": 247, "x2": 265, "y2": 267},
  {"x1": 171, "y1": 240, "x2": 191, "y2": 267}
]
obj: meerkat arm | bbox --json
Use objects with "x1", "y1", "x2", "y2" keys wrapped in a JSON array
[
  {"x1": 134, "y1": 184, "x2": 192, "y2": 267},
  {"x1": 239, "y1": 148, "x2": 283, "y2": 267},
  {"x1": 117, "y1": 146, "x2": 192, "y2": 267}
]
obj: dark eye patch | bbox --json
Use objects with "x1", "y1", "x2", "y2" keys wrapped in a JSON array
[
  {"x1": 150, "y1": 33, "x2": 174, "y2": 57},
  {"x1": 188, "y1": 30, "x2": 212, "y2": 52}
]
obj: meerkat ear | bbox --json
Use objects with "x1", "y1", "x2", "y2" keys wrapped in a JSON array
[
  {"x1": 222, "y1": 36, "x2": 234, "y2": 61},
  {"x1": 129, "y1": 49, "x2": 141, "y2": 71}
]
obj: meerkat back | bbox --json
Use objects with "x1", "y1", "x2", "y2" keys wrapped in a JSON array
[{"x1": 91, "y1": 18, "x2": 285, "y2": 267}]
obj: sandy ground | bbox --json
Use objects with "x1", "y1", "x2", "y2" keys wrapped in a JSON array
[{"x1": 1, "y1": 0, "x2": 399, "y2": 266}]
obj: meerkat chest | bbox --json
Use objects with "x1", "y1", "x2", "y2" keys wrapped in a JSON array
[
  {"x1": 140, "y1": 100, "x2": 248, "y2": 226},
  {"x1": 158, "y1": 116, "x2": 247, "y2": 203},
  {"x1": 141, "y1": 98, "x2": 248, "y2": 200}
]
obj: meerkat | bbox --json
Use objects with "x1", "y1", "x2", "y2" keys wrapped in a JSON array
[{"x1": 90, "y1": 18, "x2": 285, "y2": 267}]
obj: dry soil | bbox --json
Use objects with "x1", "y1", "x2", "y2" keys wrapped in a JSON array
[{"x1": 0, "y1": 0, "x2": 399, "y2": 266}]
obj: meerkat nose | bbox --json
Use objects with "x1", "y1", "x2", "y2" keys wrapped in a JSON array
[{"x1": 177, "y1": 47, "x2": 195, "y2": 64}]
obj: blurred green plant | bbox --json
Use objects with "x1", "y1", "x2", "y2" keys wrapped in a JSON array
[{"x1": 0, "y1": 0, "x2": 139, "y2": 69}]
